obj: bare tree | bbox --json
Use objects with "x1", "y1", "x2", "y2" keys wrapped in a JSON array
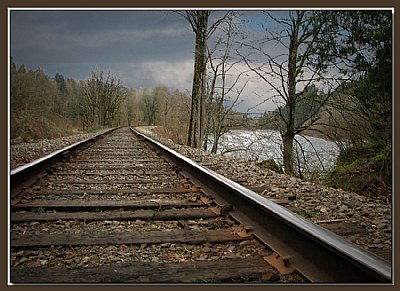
[
  {"x1": 141, "y1": 94, "x2": 158, "y2": 126},
  {"x1": 240, "y1": 11, "x2": 342, "y2": 176},
  {"x1": 204, "y1": 12, "x2": 249, "y2": 153},
  {"x1": 80, "y1": 71, "x2": 127, "y2": 129},
  {"x1": 176, "y1": 10, "x2": 229, "y2": 148},
  {"x1": 159, "y1": 88, "x2": 191, "y2": 144}
]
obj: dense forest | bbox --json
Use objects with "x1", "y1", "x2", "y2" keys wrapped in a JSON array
[{"x1": 10, "y1": 10, "x2": 392, "y2": 200}]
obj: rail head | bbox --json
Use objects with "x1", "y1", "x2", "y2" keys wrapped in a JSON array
[{"x1": 131, "y1": 127, "x2": 392, "y2": 283}]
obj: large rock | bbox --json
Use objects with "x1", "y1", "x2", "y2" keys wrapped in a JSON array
[{"x1": 257, "y1": 159, "x2": 283, "y2": 174}]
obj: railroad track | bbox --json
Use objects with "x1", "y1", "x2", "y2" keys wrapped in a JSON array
[{"x1": 9, "y1": 127, "x2": 391, "y2": 284}]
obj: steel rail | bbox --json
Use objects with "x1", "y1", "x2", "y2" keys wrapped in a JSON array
[
  {"x1": 10, "y1": 128, "x2": 117, "y2": 197},
  {"x1": 131, "y1": 127, "x2": 392, "y2": 283}
]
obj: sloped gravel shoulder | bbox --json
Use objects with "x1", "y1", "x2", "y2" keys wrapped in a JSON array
[
  {"x1": 134, "y1": 126, "x2": 392, "y2": 261},
  {"x1": 10, "y1": 129, "x2": 110, "y2": 170}
]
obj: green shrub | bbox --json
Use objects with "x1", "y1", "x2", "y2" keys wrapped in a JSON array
[{"x1": 324, "y1": 143, "x2": 391, "y2": 200}]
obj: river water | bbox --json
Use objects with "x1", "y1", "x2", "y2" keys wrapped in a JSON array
[{"x1": 206, "y1": 130, "x2": 340, "y2": 176}]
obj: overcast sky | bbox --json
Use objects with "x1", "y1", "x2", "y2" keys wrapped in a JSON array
[
  {"x1": 10, "y1": 10, "x2": 195, "y2": 89},
  {"x1": 10, "y1": 9, "x2": 285, "y2": 113}
]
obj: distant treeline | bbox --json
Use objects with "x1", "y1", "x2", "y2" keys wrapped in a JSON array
[{"x1": 10, "y1": 57, "x2": 192, "y2": 141}]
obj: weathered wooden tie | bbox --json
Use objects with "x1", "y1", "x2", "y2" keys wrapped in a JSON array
[
  {"x1": 48, "y1": 179, "x2": 178, "y2": 185},
  {"x1": 11, "y1": 256, "x2": 277, "y2": 283},
  {"x1": 12, "y1": 199, "x2": 203, "y2": 211},
  {"x1": 11, "y1": 208, "x2": 218, "y2": 222},
  {"x1": 11, "y1": 229, "x2": 247, "y2": 247},
  {"x1": 25, "y1": 187, "x2": 201, "y2": 195}
]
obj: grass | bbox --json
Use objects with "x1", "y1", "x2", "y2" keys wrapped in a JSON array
[
  {"x1": 322, "y1": 140, "x2": 391, "y2": 200},
  {"x1": 330, "y1": 159, "x2": 364, "y2": 175},
  {"x1": 11, "y1": 114, "x2": 74, "y2": 140},
  {"x1": 294, "y1": 209, "x2": 314, "y2": 218},
  {"x1": 84, "y1": 125, "x2": 110, "y2": 134},
  {"x1": 32, "y1": 207, "x2": 46, "y2": 213}
]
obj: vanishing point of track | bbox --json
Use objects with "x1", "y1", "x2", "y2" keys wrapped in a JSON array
[{"x1": 10, "y1": 127, "x2": 391, "y2": 284}]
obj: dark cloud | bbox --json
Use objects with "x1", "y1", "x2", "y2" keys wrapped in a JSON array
[
  {"x1": 10, "y1": 10, "x2": 195, "y2": 88},
  {"x1": 10, "y1": 9, "x2": 286, "y2": 111}
]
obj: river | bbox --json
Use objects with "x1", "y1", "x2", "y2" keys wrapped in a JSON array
[{"x1": 206, "y1": 130, "x2": 340, "y2": 176}]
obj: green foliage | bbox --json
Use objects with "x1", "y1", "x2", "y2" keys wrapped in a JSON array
[
  {"x1": 10, "y1": 58, "x2": 129, "y2": 140},
  {"x1": 330, "y1": 159, "x2": 363, "y2": 176},
  {"x1": 316, "y1": 10, "x2": 392, "y2": 146},
  {"x1": 335, "y1": 144, "x2": 380, "y2": 166},
  {"x1": 371, "y1": 153, "x2": 386, "y2": 163},
  {"x1": 325, "y1": 143, "x2": 391, "y2": 199},
  {"x1": 312, "y1": 11, "x2": 392, "y2": 199},
  {"x1": 271, "y1": 85, "x2": 324, "y2": 131},
  {"x1": 141, "y1": 95, "x2": 159, "y2": 125},
  {"x1": 84, "y1": 125, "x2": 110, "y2": 134},
  {"x1": 326, "y1": 170, "x2": 373, "y2": 196},
  {"x1": 32, "y1": 207, "x2": 45, "y2": 213},
  {"x1": 10, "y1": 58, "x2": 76, "y2": 139},
  {"x1": 294, "y1": 209, "x2": 314, "y2": 218}
]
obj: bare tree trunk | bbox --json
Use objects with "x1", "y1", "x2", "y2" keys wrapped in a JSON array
[
  {"x1": 282, "y1": 131, "x2": 295, "y2": 175},
  {"x1": 187, "y1": 45, "x2": 200, "y2": 147},
  {"x1": 198, "y1": 49, "x2": 207, "y2": 148},
  {"x1": 187, "y1": 95, "x2": 195, "y2": 147},
  {"x1": 194, "y1": 11, "x2": 208, "y2": 148},
  {"x1": 211, "y1": 128, "x2": 221, "y2": 154},
  {"x1": 181, "y1": 10, "x2": 228, "y2": 148},
  {"x1": 281, "y1": 11, "x2": 302, "y2": 176},
  {"x1": 186, "y1": 13, "x2": 207, "y2": 148}
]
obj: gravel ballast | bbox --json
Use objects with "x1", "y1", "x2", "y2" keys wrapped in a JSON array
[
  {"x1": 134, "y1": 126, "x2": 392, "y2": 262},
  {"x1": 10, "y1": 129, "x2": 110, "y2": 170},
  {"x1": 10, "y1": 126, "x2": 392, "y2": 262}
]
